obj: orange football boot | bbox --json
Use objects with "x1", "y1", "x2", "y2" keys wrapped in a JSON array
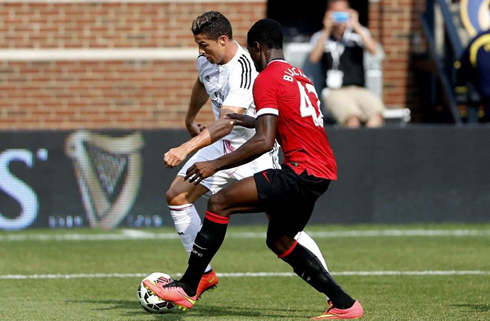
[
  {"x1": 311, "y1": 300, "x2": 364, "y2": 320},
  {"x1": 196, "y1": 269, "x2": 219, "y2": 298},
  {"x1": 143, "y1": 279, "x2": 197, "y2": 311}
]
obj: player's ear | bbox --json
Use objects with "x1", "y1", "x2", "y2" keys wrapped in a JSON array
[
  {"x1": 218, "y1": 35, "x2": 227, "y2": 46},
  {"x1": 253, "y1": 41, "x2": 260, "y2": 53}
]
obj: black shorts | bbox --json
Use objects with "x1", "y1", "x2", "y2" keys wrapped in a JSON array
[{"x1": 253, "y1": 164, "x2": 331, "y2": 240}]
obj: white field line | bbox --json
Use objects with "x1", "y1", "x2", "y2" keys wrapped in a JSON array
[
  {"x1": 1, "y1": 270, "x2": 490, "y2": 280},
  {"x1": 1, "y1": 229, "x2": 490, "y2": 242}
]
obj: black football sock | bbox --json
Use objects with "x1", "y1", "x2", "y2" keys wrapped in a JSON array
[
  {"x1": 280, "y1": 241, "x2": 355, "y2": 309},
  {"x1": 180, "y1": 211, "x2": 229, "y2": 296}
]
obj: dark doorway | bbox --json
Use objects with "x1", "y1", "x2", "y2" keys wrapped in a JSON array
[{"x1": 267, "y1": 0, "x2": 369, "y2": 42}]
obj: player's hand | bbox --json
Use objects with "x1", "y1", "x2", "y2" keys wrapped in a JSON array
[
  {"x1": 184, "y1": 161, "x2": 218, "y2": 185},
  {"x1": 225, "y1": 113, "x2": 256, "y2": 128},
  {"x1": 164, "y1": 147, "x2": 188, "y2": 168},
  {"x1": 186, "y1": 122, "x2": 207, "y2": 137}
]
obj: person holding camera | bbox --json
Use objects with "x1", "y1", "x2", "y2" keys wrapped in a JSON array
[{"x1": 309, "y1": 0, "x2": 385, "y2": 128}]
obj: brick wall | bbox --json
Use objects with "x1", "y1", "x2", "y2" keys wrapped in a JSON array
[
  {"x1": 369, "y1": 0, "x2": 426, "y2": 111},
  {"x1": 0, "y1": 0, "x2": 266, "y2": 130},
  {"x1": 0, "y1": 60, "x2": 210, "y2": 129},
  {"x1": 0, "y1": 0, "x2": 426, "y2": 130},
  {"x1": 0, "y1": 1, "x2": 263, "y2": 49}
]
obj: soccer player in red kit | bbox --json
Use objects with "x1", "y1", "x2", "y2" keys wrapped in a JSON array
[{"x1": 144, "y1": 19, "x2": 364, "y2": 319}]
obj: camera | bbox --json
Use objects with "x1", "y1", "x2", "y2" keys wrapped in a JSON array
[{"x1": 332, "y1": 11, "x2": 349, "y2": 23}]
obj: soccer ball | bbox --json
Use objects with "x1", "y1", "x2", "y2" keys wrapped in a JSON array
[{"x1": 137, "y1": 272, "x2": 176, "y2": 314}]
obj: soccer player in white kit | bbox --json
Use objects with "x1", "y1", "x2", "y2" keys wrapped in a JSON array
[{"x1": 163, "y1": 11, "x2": 330, "y2": 300}]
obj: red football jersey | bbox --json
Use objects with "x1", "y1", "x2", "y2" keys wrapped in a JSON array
[{"x1": 254, "y1": 60, "x2": 337, "y2": 180}]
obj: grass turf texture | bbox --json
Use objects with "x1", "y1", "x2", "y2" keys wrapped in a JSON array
[{"x1": 0, "y1": 223, "x2": 489, "y2": 320}]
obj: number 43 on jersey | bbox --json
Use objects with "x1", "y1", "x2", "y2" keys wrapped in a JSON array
[{"x1": 297, "y1": 81, "x2": 324, "y2": 127}]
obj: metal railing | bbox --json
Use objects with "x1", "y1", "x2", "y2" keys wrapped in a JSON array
[{"x1": 421, "y1": 0, "x2": 464, "y2": 124}]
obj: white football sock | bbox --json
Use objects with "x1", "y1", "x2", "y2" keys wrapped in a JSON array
[
  {"x1": 295, "y1": 230, "x2": 330, "y2": 302},
  {"x1": 169, "y1": 204, "x2": 212, "y2": 273}
]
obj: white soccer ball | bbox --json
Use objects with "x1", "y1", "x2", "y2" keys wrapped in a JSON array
[{"x1": 137, "y1": 272, "x2": 176, "y2": 314}]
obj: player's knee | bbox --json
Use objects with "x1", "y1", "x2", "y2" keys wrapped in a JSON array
[
  {"x1": 208, "y1": 193, "x2": 224, "y2": 213},
  {"x1": 266, "y1": 235, "x2": 284, "y2": 255},
  {"x1": 166, "y1": 187, "x2": 186, "y2": 206},
  {"x1": 266, "y1": 234, "x2": 295, "y2": 256},
  {"x1": 207, "y1": 193, "x2": 231, "y2": 217}
]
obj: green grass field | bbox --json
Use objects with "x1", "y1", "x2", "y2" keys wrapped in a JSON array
[{"x1": 1, "y1": 223, "x2": 489, "y2": 320}]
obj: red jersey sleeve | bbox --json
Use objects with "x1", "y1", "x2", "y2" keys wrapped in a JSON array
[{"x1": 253, "y1": 73, "x2": 280, "y2": 117}]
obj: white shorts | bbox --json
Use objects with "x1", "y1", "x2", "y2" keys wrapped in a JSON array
[{"x1": 178, "y1": 139, "x2": 279, "y2": 194}]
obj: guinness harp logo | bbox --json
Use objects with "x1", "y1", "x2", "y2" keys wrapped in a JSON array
[{"x1": 65, "y1": 131, "x2": 144, "y2": 229}]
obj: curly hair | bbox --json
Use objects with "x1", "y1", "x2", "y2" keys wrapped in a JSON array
[{"x1": 247, "y1": 19, "x2": 283, "y2": 50}]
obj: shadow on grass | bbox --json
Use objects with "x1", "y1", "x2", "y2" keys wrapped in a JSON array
[
  {"x1": 178, "y1": 304, "x2": 309, "y2": 318},
  {"x1": 67, "y1": 299, "x2": 185, "y2": 319},
  {"x1": 67, "y1": 299, "x2": 310, "y2": 319},
  {"x1": 453, "y1": 304, "x2": 490, "y2": 313},
  {"x1": 67, "y1": 299, "x2": 144, "y2": 312}
]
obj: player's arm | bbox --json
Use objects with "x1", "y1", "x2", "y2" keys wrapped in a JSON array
[
  {"x1": 185, "y1": 77, "x2": 209, "y2": 137},
  {"x1": 184, "y1": 115, "x2": 277, "y2": 184},
  {"x1": 225, "y1": 112, "x2": 256, "y2": 128},
  {"x1": 163, "y1": 105, "x2": 245, "y2": 168},
  {"x1": 165, "y1": 60, "x2": 255, "y2": 169}
]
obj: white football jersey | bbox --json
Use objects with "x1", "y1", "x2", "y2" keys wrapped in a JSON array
[
  {"x1": 178, "y1": 42, "x2": 280, "y2": 192},
  {"x1": 196, "y1": 42, "x2": 258, "y2": 146}
]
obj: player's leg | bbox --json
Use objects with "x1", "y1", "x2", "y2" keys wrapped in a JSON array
[
  {"x1": 295, "y1": 227, "x2": 331, "y2": 304},
  {"x1": 166, "y1": 175, "x2": 210, "y2": 261},
  {"x1": 254, "y1": 166, "x2": 331, "y2": 273},
  {"x1": 166, "y1": 176, "x2": 221, "y2": 297},
  {"x1": 166, "y1": 176, "x2": 220, "y2": 297},
  {"x1": 166, "y1": 142, "x2": 229, "y2": 265},
  {"x1": 144, "y1": 175, "x2": 262, "y2": 307},
  {"x1": 268, "y1": 215, "x2": 356, "y2": 309},
  {"x1": 244, "y1": 154, "x2": 332, "y2": 282},
  {"x1": 257, "y1": 167, "x2": 362, "y2": 317},
  {"x1": 268, "y1": 210, "x2": 363, "y2": 319},
  {"x1": 180, "y1": 176, "x2": 263, "y2": 293},
  {"x1": 165, "y1": 143, "x2": 229, "y2": 297},
  {"x1": 295, "y1": 231, "x2": 328, "y2": 272}
]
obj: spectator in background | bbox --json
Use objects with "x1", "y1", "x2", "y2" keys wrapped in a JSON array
[
  {"x1": 309, "y1": 0, "x2": 385, "y2": 128},
  {"x1": 456, "y1": 28, "x2": 490, "y2": 123}
]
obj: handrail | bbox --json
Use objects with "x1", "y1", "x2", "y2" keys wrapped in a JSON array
[
  {"x1": 421, "y1": 12, "x2": 463, "y2": 125},
  {"x1": 436, "y1": 0, "x2": 464, "y2": 56}
]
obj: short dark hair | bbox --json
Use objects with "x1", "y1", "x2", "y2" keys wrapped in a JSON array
[
  {"x1": 328, "y1": 0, "x2": 349, "y2": 8},
  {"x1": 247, "y1": 19, "x2": 283, "y2": 50},
  {"x1": 191, "y1": 11, "x2": 233, "y2": 40}
]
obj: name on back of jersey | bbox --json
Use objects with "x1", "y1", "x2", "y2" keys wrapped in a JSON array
[{"x1": 283, "y1": 66, "x2": 309, "y2": 83}]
